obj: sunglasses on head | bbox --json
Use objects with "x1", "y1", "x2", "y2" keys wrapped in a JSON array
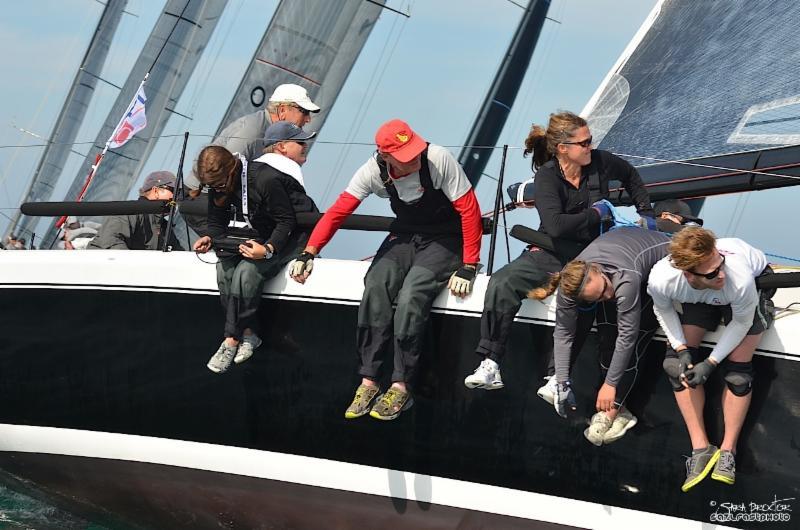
[
  {"x1": 690, "y1": 253, "x2": 726, "y2": 280},
  {"x1": 561, "y1": 136, "x2": 593, "y2": 148}
]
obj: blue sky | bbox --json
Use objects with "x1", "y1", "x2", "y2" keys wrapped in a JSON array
[{"x1": 2, "y1": 0, "x2": 795, "y2": 265}]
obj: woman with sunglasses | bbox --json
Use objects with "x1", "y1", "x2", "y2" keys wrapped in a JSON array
[
  {"x1": 465, "y1": 111, "x2": 655, "y2": 393},
  {"x1": 646, "y1": 227, "x2": 774, "y2": 492},
  {"x1": 193, "y1": 121, "x2": 318, "y2": 374},
  {"x1": 529, "y1": 227, "x2": 671, "y2": 445}
]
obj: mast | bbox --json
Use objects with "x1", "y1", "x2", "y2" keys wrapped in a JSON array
[
  {"x1": 6, "y1": 0, "x2": 128, "y2": 242},
  {"x1": 42, "y1": 0, "x2": 228, "y2": 248},
  {"x1": 458, "y1": 0, "x2": 551, "y2": 185}
]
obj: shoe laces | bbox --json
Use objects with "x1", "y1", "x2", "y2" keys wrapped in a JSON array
[
  {"x1": 476, "y1": 360, "x2": 495, "y2": 376},
  {"x1": 717, "y1": 451, "x2": 735, "y2": 472},
  {"x1": 380, "y1": 388, "x2": 404, "y2": 410}
]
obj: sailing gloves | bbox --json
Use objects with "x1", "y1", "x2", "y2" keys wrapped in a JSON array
[
  {"x1": 290, "y1": 251, "x2": 315, "y2": 283},
  {"x1": 663, "y1": 347, "x2": 696, "y2": 390},
  {"x1": 448, "y1": 264, "x2": 477, "y2": 297},
  {"x1": 684, "y1": 358, "x2": 717, "y2": 388},
  {"x1": 554, "y1": 380, "x2": 577, "y2": 418}
]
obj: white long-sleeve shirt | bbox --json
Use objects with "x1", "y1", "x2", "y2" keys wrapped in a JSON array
[{"x1": 646, "y1": 238, "x2": 767, "y2": 363}]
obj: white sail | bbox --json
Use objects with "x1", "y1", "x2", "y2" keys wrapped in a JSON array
[
  {"x1": 215, "y1": 0, "x2": 385, "y2": 139},
  {"x1": 7, "y1": 0, "x2": 128, "y2": 242},
  {"x1": 42, "y1": 0, "x2": 228, "y2": 248}
]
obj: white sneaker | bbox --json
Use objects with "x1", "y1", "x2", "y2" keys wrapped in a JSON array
[
  {"x1": 234, "y1": 333, "x2": 262, "y2": 364},
  {"x1": 464, "y1": 359, "x2": 504, "y2": 390},
  {"x1": 584, "y1": 411, "x2": 613, "y2": 446},
  {"x1": 536, "y1": 375, "x2": 558, "y2": 405},
  {"x1": 602, "y1": 409, "x2": 638, "y2": 444},
  {"x1": 207, "y1": 341, "x2": 237, "y2": 373}
]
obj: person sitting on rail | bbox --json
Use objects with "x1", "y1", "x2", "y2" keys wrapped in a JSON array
[
  {"x1": 463, "y1": 111, "x2": 655, "y2": 395},
  {"x1": 530, "y1": 227, "x2": 670, "y2": 445},
  {"x1": 88, "y1": 171, "x2": 183, "y2": 251},
  {"x1": 193, "y1": 122, "x2": 318, "y2": 374},
  {"x1": 646, "y1": 226, "x2": 774, "y2": 491},
  {"x1": 289, "y1": 119, "x2": 482, "y2": 421}
]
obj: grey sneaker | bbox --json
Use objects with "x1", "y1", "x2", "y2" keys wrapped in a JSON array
[
  {"x1": 681, "y1": 445, "x2": 720, "y2": 492},
  {"x1": 369, "y1": 387, "x2": 414, "y2": 421},
  {"x1": 344, "y1": 384, "x2": 380, "y2": 419},
  {"x1": 711, "y1": 450, "x2": 736, "y2": 485},
  {"x1": 536, "y1": 375, "x2": 558, "y2": 405},
  {"x1": 234, "y1": 334, "x2": 262, "y2": 364},
  {"x1": 207, "y1": 341, "x2": 237, "y2": 373},
  {"x1": 602, "y1": 408, "x2": 638, "y2": 444},
  {"x1": 584, "y1": 411, "x2": 614, "y2": 446},
  {"x1": 464, "y1": 359, "x2": 504, "y2": 390}
]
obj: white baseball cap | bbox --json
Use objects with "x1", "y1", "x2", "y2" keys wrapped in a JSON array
[{"x1": 268, "y1": 84, "x2": 320, "y2": 113}]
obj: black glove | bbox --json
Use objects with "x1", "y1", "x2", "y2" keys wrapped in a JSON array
[
  {"x1": 554, "y1": 380, "x2": 577, "y2": 418},
  {"x1": 684, "y1": 358, "x2": 716, "y2": 388},
  {"x1": 448, "y1": 264, "x2": 477, "y2": 296},
  {"x1": 663, "y1": 347, "x2": 695, "y2": 379}
]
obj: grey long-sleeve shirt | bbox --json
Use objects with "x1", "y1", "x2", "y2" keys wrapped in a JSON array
[{"x1": 554, "y1": 227, "x2": 670, "y2": 386}]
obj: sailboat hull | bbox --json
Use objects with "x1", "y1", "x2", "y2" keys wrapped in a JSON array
[{"x1": 0, "y1": 251, "x2": 798, "y2": 528}]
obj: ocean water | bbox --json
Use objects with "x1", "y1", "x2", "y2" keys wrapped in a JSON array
[{"x1": 0, "y1": 485, "x2": 109, "y2": 529}]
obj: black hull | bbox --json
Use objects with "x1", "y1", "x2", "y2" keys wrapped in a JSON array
[{"x1": 0, "y1": 285, "x2": 798, "y2": 528}]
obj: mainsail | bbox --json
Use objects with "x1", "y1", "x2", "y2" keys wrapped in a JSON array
[
  {"x1": 213, "y1": 0, "x2": 385, "y2": 144},
  {"x1": 583, "y1": 0, "x2": 800, "y2": 165},
  {"x1": 42, "y1": 0, "x2": 228, "y2": 248},
  {"x1": 6, "y1": 0, "x2": 128, "y2": 242}
]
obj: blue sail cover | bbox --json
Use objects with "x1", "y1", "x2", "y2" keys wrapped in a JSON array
[{"x1": 583, "y1": 0, "x2": 800, "y2": 165}]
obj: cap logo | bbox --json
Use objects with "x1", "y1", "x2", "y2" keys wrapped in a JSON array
[{"x1": 396, "y1": 133, "x2": 409, "y2": 143}]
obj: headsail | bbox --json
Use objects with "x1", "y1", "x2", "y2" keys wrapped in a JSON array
[
  {"x1": 6, "y1": 0, "x2": 128, "y2": 242},
  {"x1": 213, "y1": 0, "x2": 385, "y2": 142},
  {"x1": 42, "y1": 0, "x2": 228, "y2": 248},
  {"x1": 584, "y1": 0, "x2": 800, "y2": 165}
]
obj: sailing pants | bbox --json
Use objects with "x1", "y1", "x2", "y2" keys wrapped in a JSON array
[
  {"x1": 216, "y1": 250, "x2": 290, "y2": 340},
  {"x1": 595, "y1": 294, "x2": 659, "y2": 408},
  {"x1": 475, "y1": 247, "x2": 563, "y2": 363},
  {"x1": 357, "y1": 233, "x2": 462, "y2": 384}
]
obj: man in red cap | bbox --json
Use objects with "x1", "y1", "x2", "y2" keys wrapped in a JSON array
[{"x1": 290, "y1": 119, "x2": 483, "y2": 420}]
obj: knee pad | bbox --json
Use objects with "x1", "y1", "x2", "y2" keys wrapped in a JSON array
[{"x1": 723, "y1": 361, "x2": 753, "y2": 396}]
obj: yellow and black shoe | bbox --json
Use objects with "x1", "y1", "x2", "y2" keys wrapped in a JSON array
[
  {"x1": 369, "y1": 387, "x2": 413, "y2": 421},
  {"x1": 344, "y1": 384, "x2": 380, "y2": 419},
  {"x1": 711, "y1": 450, "x2": 736, "y2": 485},
  {"x1": 681, "y1": 445, "x2": 720, "y2": 492}
]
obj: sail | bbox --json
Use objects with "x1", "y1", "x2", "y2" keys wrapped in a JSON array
[
  {"x1": 583, "y1": 0, "x2": 800, "y2": 166},
  {"x1": 6, "y1": 0, "x2": 128, "y2": 242},
  {"x1": 214, "y1": 0, "x2": 385, "y2": 140},
  {"x1": 43, "y1": 0, "x2": 227, "y2": 248}
]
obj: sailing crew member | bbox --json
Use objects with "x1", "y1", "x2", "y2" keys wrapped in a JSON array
[
  {"x1": 88, "y1": 171, "x2": 184, "y2": 251},
  {"x1": 193, "y1": 121, "x2": 319, "y2": 373},
  {"x1": 463, "y1": 111, "x2": 655, "y2": 394},
  {"x1": 289, "y1": 119, "x2": 482, "y2": 421},
  {"x1": 530, "y1": 227, "x2": 670, "y2": 445},
  {"x1": 646, "y1": 227, "x2": 774, "y2": 491}
]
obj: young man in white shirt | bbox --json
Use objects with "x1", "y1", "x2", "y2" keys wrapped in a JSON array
[{"x1": 647, "y1": 227, "x2": 773, "y2": 492}]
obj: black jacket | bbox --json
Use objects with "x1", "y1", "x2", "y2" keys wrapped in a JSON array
[
  {"x1": 207, "y1": 160, "x2": 318, "y2": 254},
  {"x1": 534, "y1": 149, "x2": 653, "y2": 260}
]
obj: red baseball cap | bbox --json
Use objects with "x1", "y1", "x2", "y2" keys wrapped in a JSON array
[{"x1": 375, "y1": 119, "x2": 427, "y2": 163}]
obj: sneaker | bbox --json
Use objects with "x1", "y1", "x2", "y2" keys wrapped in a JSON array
[
  {"x1": 234, "y1": 333, "x2": 262, "y2": 364},
  {"x1": 207, "y1": 341, "x2": 237, "y2": 373},
  {"x1": 584, "y1": 412, "x2": 613, "y2": 446},
  {"x1": 601, "y1": 409, "x2": 638, "y2": 444},
  {"x1": 344, "y1": 384, "x2": 380, "y2": 419},
  {"x1": 711, "y1": 450, "x2": 736, "y2": 485},
  {"x1": 464, "y1": 359, "x2": 504, "y2": 390},
  {"x1": 536, "y1": 375, "x2": 558, "y2": 405},
  {"x1": 369, "y1": 387, "x2": 414, "y2": 421},
  {"x1": 681, "y1": 445, "x2": 720, "y2": 492}
]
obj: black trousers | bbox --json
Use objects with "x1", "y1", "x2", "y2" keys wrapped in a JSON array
[
  {"x1": 357, "y1": 233, "x2": 462, "y2": 384},
  {"x1": 475, "y1": 248, "x2": 563, "y2": 363},
  {"x1": 595, "y1": 294, "x2": 659, "y2": 407}
]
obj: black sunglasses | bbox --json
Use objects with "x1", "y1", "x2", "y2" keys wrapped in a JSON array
[
  {"x1": 287, "y1": 104, "x2": 311, "y2": 116},
  {"x1": 690, "y1": 254, "x2": 726, "y2": 280},
  {"x1": 561, "y1": 136, "x2": 593, "y2": 148}
]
